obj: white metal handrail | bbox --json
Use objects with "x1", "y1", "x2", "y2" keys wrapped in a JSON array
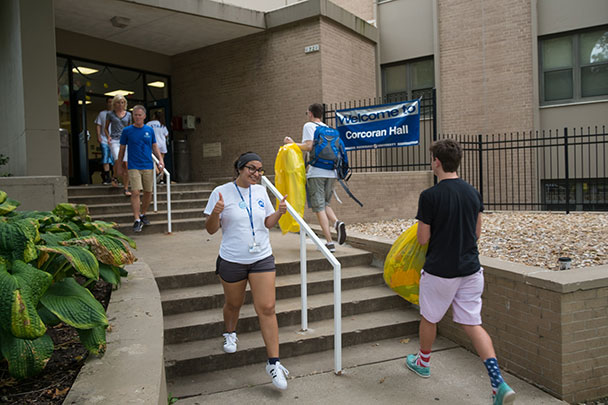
[
  {"x1": 261, "y1": 176, "x2": 342, "y2": 375},
  {"x1": 151, "y1": 155, "x2": 172, "y2": 234}
]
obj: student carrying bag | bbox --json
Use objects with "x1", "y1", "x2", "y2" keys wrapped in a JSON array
[{"x1": 308, "y1": 124, "x2": 363, "y2": 207}]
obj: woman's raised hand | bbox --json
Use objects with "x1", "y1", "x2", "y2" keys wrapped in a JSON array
[
  {"x1": 278, "y1": 195, "x2": 287, "y2": 214},
  {"x1": 213, "y1": 192, "x2": 225, "y2": 214}
]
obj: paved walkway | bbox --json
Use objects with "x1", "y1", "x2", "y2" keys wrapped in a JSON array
[{"x1": 132, "y1": 229, "x2": 565, "y2": 405}]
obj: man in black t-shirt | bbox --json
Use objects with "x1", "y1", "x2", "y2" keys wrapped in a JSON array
[{"x1": 405, "y1": 139, "x2": 515, "y2": 405}]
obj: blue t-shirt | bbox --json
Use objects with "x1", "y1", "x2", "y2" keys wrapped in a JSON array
[{"x1": 120, "y1": 125, "x2": 156, "y2": 170}]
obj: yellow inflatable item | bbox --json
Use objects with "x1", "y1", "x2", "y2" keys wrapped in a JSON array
[
  {"x1": 274, "y1": 143, "x2": 306, "y2": 234},
  {"x1": 383, "y1": 222, "x2": 428, "y2": 305}
]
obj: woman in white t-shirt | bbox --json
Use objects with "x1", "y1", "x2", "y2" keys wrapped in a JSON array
[
  {"x1": 146, "y1": 111, "x2": 169, "y2": 184},
  {"x1": 203, "y1": 152, "x2": 289, "y2": 390}
]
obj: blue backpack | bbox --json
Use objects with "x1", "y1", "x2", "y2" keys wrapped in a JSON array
[
  {"x1": 308, "y1": 123, "x2": 363, "y2": 207},
  {"x1": 308, "y1": 124, "x2": 345, "y2": 171}
]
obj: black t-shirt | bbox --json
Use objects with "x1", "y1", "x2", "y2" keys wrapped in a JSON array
[{"x1": 416, "y1": 178, "x2": 484, "y2": 278}]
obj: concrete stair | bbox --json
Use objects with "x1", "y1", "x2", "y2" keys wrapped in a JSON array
[
  {"x1": 67, "y1": 182, "x2": 214, "y2": 234},
  {"x1": 161, "y1": 245, "x2": 421, "y2": 395}
]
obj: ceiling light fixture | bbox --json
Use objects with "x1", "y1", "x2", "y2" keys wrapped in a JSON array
[
  {"x1": 72, "y1": 67, "x2": 99, "y2": 75},
  {"x1": 104, "y1": 89, "x2": 135, "y2": 97},
  {"x1": 110, "y1": 16, "x2": 130, "y2": 28},
  {"x1": 147, "y1": 81, "x2": 165, "y2": 88},
  {"x1": 77, "y1": 100, "x2": 92, "y2": 105}
]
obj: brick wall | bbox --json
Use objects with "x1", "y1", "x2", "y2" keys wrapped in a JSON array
[
  {"x1": 320, "y1": 17, "x2": 377, "y2": 104},
  {"x1": 171, "y1": 16, "x2": 376, "y2": 181},
  {"x1": 437, "y1": 258, "x2": 608, "y2": 402},
  {"x1": 172, "y1": 19, "x2": 321, "y2": 181},
  {"x1": 438, "y1": 0, "x2": 534, "y2": 135},
  {"x1": 302, "y1": 171, "x2": 433, "y2": 225}
]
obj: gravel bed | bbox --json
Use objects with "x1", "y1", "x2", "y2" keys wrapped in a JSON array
[{"x1": 348, "y1": 211, "x2": 608, "y2": 270}]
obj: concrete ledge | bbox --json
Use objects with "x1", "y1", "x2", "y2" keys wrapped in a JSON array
[
  {"x1": 265, "y1": 0, "x2": 378, "y2": 43},
  {"x1": 64, "y1": 261, "x2": 167, "y2": 405},
  {"x1": 0, "y1": 175, "x2": 67, "y2": 211}
]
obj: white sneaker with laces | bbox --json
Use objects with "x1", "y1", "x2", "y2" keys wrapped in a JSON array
[
  {"x1": 222, "y1": 332, "x2": 238, "y2": 353},
  {"x1": 266, "y1": 361, "x2": 289, "y2": 390}
]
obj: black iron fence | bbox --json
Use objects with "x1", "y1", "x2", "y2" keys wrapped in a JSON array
[
  {"x1": 448, "y1": 127, "x2": 608, "y2": 212},
  {"x1": 324, "y1": 93, "x2": 607, "y2": 211}
]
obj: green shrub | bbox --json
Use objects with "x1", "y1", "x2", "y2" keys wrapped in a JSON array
[{"x1": 0, "y1": 189, "x2": 135, "y2": 379}]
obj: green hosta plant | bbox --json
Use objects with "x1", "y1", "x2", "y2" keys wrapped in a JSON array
[{"x1": 0, "y1": 190, "x2": 136, "y2": 379}]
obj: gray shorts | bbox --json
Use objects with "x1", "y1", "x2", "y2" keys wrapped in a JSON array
[
  {"x1": 215, "y1": 255, "x2": 276, "y2": 283},
  {"x1": 306, "y1": 177, "x2": 336, "y2": 213}
]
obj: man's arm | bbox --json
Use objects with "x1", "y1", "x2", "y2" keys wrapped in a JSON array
[
  {"x1": 152, "y1": 143, "x2": 164, "y2": 170},
  {"x1": 476, "y1": 212, "x2": 482, "y2": 240},
  {"x1": 283, "y1": 136, "x2": 313, "y2": 152},
  {"x1": 417, "y1": 221, "x2": 431, "y2": 245},
  {"x1": 96, "y1": 123, "x2": 103, "y2": 144}
]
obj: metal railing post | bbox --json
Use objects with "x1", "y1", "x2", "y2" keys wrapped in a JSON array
[
  {"x1": 153, "y1": 162, "x2": 158, "y2": 212},
  {"x1": 333, "y1": 261, "x2": 342, "y2": 375},
  {"x1": 478, "y1": 134, "x2": 484, "y2": 201},
  {"x1": 564, "y1": 128, "x2": 570, "y2": 214},
  {"x1": 151, "y1": 154, "x2": 172, "y2": 233},
  {"x1": 261, "y1": 176, "x2": 342, "y2": 374},
  {"x1": 300, "y1": 230, "x2": 308, "y2": 331}
]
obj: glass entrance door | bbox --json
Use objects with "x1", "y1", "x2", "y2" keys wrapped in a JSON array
[{"x1": 57, "y1": 55, "x2": 171, "y2": 185}]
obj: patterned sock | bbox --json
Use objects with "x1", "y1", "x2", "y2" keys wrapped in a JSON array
[
  {"x1": 416, "y1": 349, "x2": 431, "y2": 367},
  {"x1": 268, "y1": 357, "x2": 280, "y2": 365},
  {"x1": 484, "y1": 357, "x2": 504, "y2": 395}
]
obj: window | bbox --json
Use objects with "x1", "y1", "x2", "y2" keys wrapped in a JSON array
[
  {"x1": 540, "y1": 26, "x2": 608, "y2": 104},
  {"x1": 381, "y1": 57, "x2": 434, "y2": 103}
]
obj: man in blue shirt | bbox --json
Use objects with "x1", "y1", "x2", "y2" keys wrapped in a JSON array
[{"x1": 117, "y1": 105, "x2": 164, "y2": 232}]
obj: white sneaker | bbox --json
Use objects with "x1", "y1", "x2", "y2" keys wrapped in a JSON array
[
  {"x1": 222, "y1": 332, "x2": 238, "y2": 353},
  {"x1": 265, "y1": 361, "x2": 289, "y2": 390}
]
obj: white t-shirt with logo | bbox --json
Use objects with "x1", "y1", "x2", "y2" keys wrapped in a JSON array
[
  {"x1": 146, "y1": 120, "x2": 169, "y2": 153},
  {"x1": 302, "y1": 121, "x2": 337, "y2": 179},
  {"x1": 204, "y1": 182, "x2": 275, "y2": 264}
]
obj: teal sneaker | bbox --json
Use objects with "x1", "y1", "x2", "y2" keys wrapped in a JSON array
[
  {"x1": 493, "y1": 382, "x2": 516, "y2": 405},
  {"x1": 406, "y1": 354, "x2": 430, "y2": 378}
]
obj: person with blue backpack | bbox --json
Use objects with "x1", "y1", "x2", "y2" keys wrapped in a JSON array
[{"x1": 283, "y1": 103, "x2": 347, "y2": 252}]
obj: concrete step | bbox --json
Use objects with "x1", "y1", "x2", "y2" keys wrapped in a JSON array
[
  {"x1": 164, "y1": 306, "x2": 419, "y2": 378},
  {"x1": 163, "y1": 285, "x2": 407, "y2": 344},
  {"x1": 84, "y1": 198, "x2": 207, "y2": 216},
  {"x1": 166, "y1": 334, "x2": 459, "y2": 399},
  {"x1": 67, "y1": 182, "x2": 214, "y2": 196},
  {"x1": 155, "y1": 251, "x2": 373, "y2": 290},
  {"x1": 92, "y1": 208, "x2": 203, "y2": 224},
  {"x1": 161, "y1": 265, "x2": 384, "y2": 316},
  {"x1": 117, "y1": 217, "x2": 205, "y2": 235},
  {"x1": 68, "y1": 189, "x2": 211, "y2": 206}
]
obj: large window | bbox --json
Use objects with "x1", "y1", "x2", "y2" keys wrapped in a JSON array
[
  {"x1": 381, "y1": 57, "x2": 434, "y2": 103},
  {"x1": 540, "y1": 26, "x2": 608, "y2": 105}
]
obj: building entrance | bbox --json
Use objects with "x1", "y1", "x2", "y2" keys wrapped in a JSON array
[{"x1": 57, "y1": 55, "x2": 172, "y2": 185}]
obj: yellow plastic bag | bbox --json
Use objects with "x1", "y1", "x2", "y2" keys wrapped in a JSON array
[
  {"x1": 274, "y1": 143, "x2": 306, "y2": 234},
  {"x1": 383, "y1": 223, "x2": 428, "y2": 305}
]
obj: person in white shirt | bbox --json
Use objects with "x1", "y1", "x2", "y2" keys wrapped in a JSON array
[
  {"x1": 95, "y1": 97, "x2": 114, "y2": 184},
  {"x1": 146, "y1": 111, "x2": 169, "y2": 184},
  {"x1": 283, "y1": 103, "x2": 347, "y2": 252},
  {"x1": 203, "y1": 152, "x2": 290, "y2": 390}
]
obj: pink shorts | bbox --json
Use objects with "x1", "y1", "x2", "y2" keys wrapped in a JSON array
[{"x1": 419, "y1": 268, "x2": 484, "y2": 325}]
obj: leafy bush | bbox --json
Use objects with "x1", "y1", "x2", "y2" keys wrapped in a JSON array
[{"x1": 0, "y1": 189, "x2": 135, "y2": 379}]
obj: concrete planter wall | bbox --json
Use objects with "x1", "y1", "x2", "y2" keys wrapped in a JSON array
[
  {"x1": 0, "y1": 176, "x2": 67, "y2": 210},
  {"x1": 64, "y1": 262, "x2": 167, "y2": 405}
]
